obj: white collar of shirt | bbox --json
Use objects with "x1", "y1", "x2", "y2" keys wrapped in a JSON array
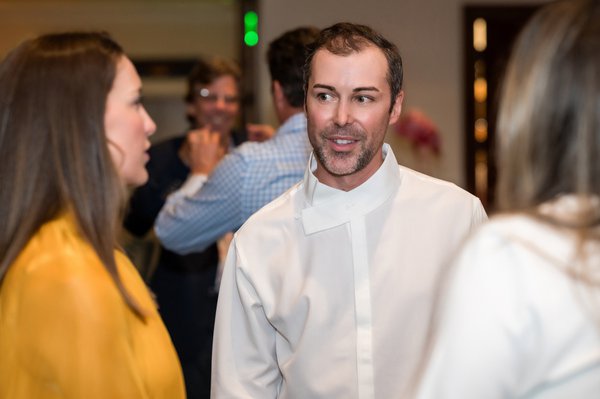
[{"x1": 300, "y1": 143, "x2": 401, "y2": 235}]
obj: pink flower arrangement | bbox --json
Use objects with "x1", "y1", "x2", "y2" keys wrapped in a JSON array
[{"x1": 393, "y1": 109, "x2": 441, "y2": 155}]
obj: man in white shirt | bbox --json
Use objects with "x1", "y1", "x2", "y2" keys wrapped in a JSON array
[{"x1": 212, "y1": 22, "x2": 487, "y2": 399}]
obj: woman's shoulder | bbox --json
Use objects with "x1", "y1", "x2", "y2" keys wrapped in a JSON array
[
  {"x1": 4, "y1": 217, "x2": 125, "y2": 308},
  {"x1": 13, "y1": 217, "x2": 108, "y2": 277},
  {"x1": 453, "y1": 212, "x2": 586, "y2": 299},
  {"x1": 2, "y1": 217, "x2": 157, "y2": 325},
  {"x1": 467, "y1": 213, "x2": 574, "y2": 259}
]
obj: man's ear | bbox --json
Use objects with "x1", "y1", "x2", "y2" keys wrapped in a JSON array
[
  {"x1": 388, "y1": 90, "x2": 404, "y2": 125},
  {"x1": 272, "y1": 80, "x2": 285, "y2": 108}
]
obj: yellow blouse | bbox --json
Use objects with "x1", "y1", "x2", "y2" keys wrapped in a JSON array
[{"x1": 0, "y1": 216, "x2": 186, "y2": 399}]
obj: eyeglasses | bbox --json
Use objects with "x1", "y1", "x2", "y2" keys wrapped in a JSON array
[{"x1": 196, "y1": 88, "x2": 239, "y2": 105}]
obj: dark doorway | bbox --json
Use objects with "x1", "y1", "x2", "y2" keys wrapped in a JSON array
[{"x1": 464, "y1": 5, "x2": 541, "y2": 210}]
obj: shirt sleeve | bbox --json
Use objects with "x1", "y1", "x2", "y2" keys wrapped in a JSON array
[
  {"x1": 415, "y1": 228, "x2": 531, "y2": 399},
  {"x1": 10, "y1": 252, "x2": 151, "y2": 399},
  {"x1": 211, "y1": 237, "x2": 281, "y2": 398},
  {"x1": 173, "y1": 173, "x2": 207, "y2": 197},
  {"x1": 155, "y1": 151, "x2": 246, "y2": 255}
]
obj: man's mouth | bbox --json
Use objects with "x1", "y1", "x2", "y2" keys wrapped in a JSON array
[
  {"x1": 328, "y1": 137, "x2": 359, "y2": 152},
  {"x1": 333, "y1": 139, "x2": 355, "y2": 145}
]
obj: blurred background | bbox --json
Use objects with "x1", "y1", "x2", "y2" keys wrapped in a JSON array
[{"x1": 0, "y1": 0, "x2": 550, "y2": 209}]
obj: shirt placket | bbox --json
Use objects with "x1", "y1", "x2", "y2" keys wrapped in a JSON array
[{"x1": 350, "y1": 213, "x2": 375, "y2": 399}]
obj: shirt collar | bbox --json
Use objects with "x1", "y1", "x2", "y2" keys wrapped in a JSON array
[{"x1": 300, "y1": 143, "x2": 401, "y2": 235}]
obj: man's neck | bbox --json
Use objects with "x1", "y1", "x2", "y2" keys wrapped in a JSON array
[{"x1": 277, "y1": 106, "x2": 304, "y2": 125}]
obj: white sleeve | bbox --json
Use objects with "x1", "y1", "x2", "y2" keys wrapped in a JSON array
[
  {"x1": 211, "y1": 237, "x2": 281, "y2": 398},
  {"x1": 415, "y1": 228, "x2": 532, "y2": 399},
  {"x1": 169, "y1": 173, "x2": 207, "y2": 199}
]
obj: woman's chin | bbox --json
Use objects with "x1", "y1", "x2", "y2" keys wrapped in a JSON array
[{"x1": 124, "y1": 171, "x2": 149, "y2": 188}]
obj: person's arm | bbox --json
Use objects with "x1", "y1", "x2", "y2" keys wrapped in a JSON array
[
  {"x1": 211, "y1": 238, "x2": 281, "y2": 398},
  {"x1": 11, "y1": 253, "x2": 152, "y2": 398},
  {"x1": 155, "y1": 150, "x2": 247, "y2": 254},
  {"x1": 415, "y1": 229, "x2": 529, "y2": 399}
]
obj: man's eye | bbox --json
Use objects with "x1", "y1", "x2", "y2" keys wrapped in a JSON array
[
  {"x1": 316, "y1": 93, "x2": 333, "y2": 101},
  {"x1": 356, "y1": 95, "x2": 372, "y2": 104}
]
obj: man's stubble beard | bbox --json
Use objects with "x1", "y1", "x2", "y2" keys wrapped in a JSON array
[{"x1": 311, "y1": 124, "x2": 377, "y2": 177}]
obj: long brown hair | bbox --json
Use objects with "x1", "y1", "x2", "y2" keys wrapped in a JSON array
[
  {"x1": 497, "y1": 0, "x2": 600, "y2": 285},
  {"x1": 0, "y1": 32, "x2": 145, "y2": 316},
  {"x1": 497, "y1": 0, "x2": 600, "y2": 216}
]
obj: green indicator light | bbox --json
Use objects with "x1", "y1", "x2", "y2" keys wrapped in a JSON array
[
  {"x1": 244, "y1": 31, "x2": 259, "y2": 46},
  {"x1": 243, "y1": 11, "x2": 259, "y2": 47},
  {"x1": 244, "y1": 11, "x2": 258, "y2": 28}
]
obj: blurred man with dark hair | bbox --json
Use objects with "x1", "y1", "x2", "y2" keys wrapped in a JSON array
[{"x1": 155, "y1": 27, "x2": 320, "y2": 256}]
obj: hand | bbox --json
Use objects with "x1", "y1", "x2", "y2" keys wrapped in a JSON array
[
  {"x1": 246, "y1": 123, "x2": 276, "y2": 142},
  {"x1": 184, "y1": 128, "x2": 226, "y2": 175}
]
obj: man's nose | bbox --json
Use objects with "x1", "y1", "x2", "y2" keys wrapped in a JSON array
[
  {"x1": 333, "y1": 100, "x2": 353, "y2": 126},
  {"x1": 214, "y1": 96, "x2": 227, "y2": 110}
]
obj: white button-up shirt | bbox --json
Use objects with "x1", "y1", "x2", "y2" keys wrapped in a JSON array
[{"x1": 212, "y1": 144, "x2": 487, "y2": 398}]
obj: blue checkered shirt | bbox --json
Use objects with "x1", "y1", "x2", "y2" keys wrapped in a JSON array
[{"x1": 155, "y1": 112, "x2": 311, "y2": 254}]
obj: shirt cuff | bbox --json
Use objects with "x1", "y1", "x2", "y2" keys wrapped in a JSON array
[{"x1": 177, "y1": 173, "x2": 208, "y2": 197}]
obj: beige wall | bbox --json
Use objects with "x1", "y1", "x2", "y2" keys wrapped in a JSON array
[
  {"x1": 0, "y1": 0, "x2": 238, "y2": 141},
  {"x1": 0, "y1": 1, "x2": 237, "y2": 58}
]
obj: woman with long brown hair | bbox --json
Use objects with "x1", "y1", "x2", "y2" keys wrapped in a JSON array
[
  {"x1": 0, "y1": 32, "x2": 185, "y2": 398},
  {"x1": 415, "y1": 0, "x2": 600, "y2": 397}
]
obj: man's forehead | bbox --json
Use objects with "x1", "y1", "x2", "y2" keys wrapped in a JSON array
[
  {"x1": 310, "y1": 46, "x2": 388, "y2": 87},
  {"x1": 194, "y1": 75, "x2": 239, "y2": 91},
  {"x1": 312, "y1": 45, "x2": 385, "y2": 66}
]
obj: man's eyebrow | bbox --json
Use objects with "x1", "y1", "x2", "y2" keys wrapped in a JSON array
[
  {"x1": 312, "y1": 83, "x2": 336, "y2": 91},
  {"x1": 312, "y1": 84, "x2": 380, "y2": 93},
  {"x1": 353, "y1": 86, "x2": 379, "y2": 92}
]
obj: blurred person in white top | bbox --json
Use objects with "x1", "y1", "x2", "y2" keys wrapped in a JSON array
[{"x1": 415, "y1": 1, "x2": 600, "y2": 398}]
